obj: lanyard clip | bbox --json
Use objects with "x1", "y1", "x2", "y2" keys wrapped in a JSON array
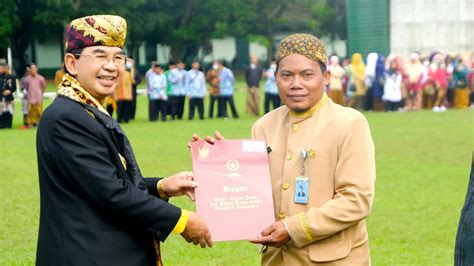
[
  {"x1": 300, "y1": 149, "x2": 307, "y2": 176},
  {"x1": 301, "y1": 149, "x2": 308, "y2": 160}
]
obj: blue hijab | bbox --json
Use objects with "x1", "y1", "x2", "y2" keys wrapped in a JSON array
[{"x1": 372, "y1": 54, "x2": 386, "y2": 98}]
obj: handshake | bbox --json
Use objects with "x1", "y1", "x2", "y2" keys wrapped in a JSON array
[{"x1": 159, "y1": 172, "x2": 213, "y2": 248}]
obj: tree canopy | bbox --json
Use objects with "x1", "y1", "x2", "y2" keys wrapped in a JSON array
[{"x1": 0, "y1": 0, "x2": 345, "y2": 75}]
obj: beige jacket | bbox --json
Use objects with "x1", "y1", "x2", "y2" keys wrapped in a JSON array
[{"x1": 251, "y1": 97, "x2": 376, "y2": 265}]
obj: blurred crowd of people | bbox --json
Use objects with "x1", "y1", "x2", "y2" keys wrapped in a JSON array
[
  {"x1": 137, "y1": 50, "x2": 474, "y2": 125},
  {"x1": 142, "y1": 59, "x2": 239, "y2": 122},
  {"x1": 1, "y1": 50, "x2": 473, "y2": 129},
  {"x1": 329, "y1": 51, "x2": 474, "y2": 112},
  {"x1": 113, "y1": 55, "x2": 281, "y2": 123}
]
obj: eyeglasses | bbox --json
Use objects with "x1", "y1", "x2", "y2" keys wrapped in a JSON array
[{"x1": 74, "y1": 53, "x2": 127, "y2": 66}]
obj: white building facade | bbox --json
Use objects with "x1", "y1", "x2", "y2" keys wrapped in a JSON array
[{"x1": 390, "y1": 0, "x2": 473, "y2": 57}]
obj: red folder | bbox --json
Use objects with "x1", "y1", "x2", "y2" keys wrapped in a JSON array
[{"x1": 190, "y1": 139, "x2": 275, "y2": 241}]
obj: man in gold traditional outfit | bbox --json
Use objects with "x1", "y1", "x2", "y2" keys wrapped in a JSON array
[{"x1": 196, "y1": 33, "x2": 376, "y2": 265}]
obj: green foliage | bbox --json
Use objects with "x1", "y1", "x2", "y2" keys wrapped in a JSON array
[
  {"x1": 212, "y1": 0, "x2": 258, "y2": 38},
  {"x1": 153, "y1": 0, "x2": 223, "y2": 60},
  {"x1": 0, "y1": 76, "x2": 472, "y2": 265},
  {"x1": 318, "y1": 0, "x2": 347, "y2": 40},
  {"x1": 0, "y1": 0, "x2": 18, "y2": 47},
  {"x1": 1, "y1": 1, "x2": 342, "y2": 79},
  {"x1": 307, "y1": 1, "x2": 334, "y2": 35},
  {"x1": 248, "y1": 34, "x2": 271, "y2": 49},
  {"x1": 34, "y1": 0, "x2": 76, "y2": 38}
]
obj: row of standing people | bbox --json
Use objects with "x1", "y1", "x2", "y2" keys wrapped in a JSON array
[
  {"x1": 328, "y1": 51, "x2": 473, "y2": 112},
  {"x1": 145, "y1": 56, "x2": 282, "y2": 122},
  {"x1": 9, "y1": 50, "x2": 468, "y2": 130},
  {"x1": 144, "y1": 60, "x2": 236, "y2": 121},
  {"x1": 103, "y1": 59, "x2": 141, "y2": 124},
  {"x1": 1, "y1": 56, "x2": 282, "y2": 129}
]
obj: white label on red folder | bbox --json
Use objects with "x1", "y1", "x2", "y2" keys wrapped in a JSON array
[{"x1": 242, "y1": 140, "x2": 266, "y2": 153}]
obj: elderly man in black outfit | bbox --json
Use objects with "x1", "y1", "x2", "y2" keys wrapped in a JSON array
[{"x1": 36, "y1": 15, "x2": 212, "y2": 266}]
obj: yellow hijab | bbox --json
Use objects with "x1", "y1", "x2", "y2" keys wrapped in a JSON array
[{"x1": 351, "y1": 53, "x2": 366, "y2": 80}]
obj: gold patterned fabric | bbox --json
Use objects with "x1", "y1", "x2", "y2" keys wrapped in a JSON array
[
  {"x1": 57, "y1": 73, "x2": 109, "y2": 115},
  {"x1": 65, "y1": 15, "x2": 127, "y2": 52},
  {"x1": 298, "y1": 213, "x2": 316, "y2": 242},
  {"x1": 288, "y1": 92, "x2": 329, "y2": 118},
  {"x1": 276, "y1": 33, "x2": 327, "y2": 64},
  {"x1": 27, "y1": 103, "x2": 43, "y2": 126}
]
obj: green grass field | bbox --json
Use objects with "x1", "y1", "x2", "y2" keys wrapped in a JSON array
[{"x1": 0, "y1": 80, "x2": 473, "y2": 265}]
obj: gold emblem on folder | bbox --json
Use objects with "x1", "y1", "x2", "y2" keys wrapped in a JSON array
[
  {"x1": 226, "y1": 159, "x2": 240, "y2": 172},
  {"x1": 198, "y1": 147, "x2": 210, "y2": 159}
]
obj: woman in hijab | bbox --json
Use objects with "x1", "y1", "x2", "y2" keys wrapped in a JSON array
[
  {"x1": 345, "y1": 53, "x2": 367, "y2": 110},
  {"x1": 372, "y1": 54, "x2": 386, "y2": 111},
  {"x1": 453, "y1": 54, "x2": 470, "y2": 109}
]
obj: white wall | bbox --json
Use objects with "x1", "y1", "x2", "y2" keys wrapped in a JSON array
[
  {"x1": 249, "y1": 42, "x2": 268, "y2": 62},
  {"x1": 390, "y1": 0, "x2": 474, "y2": 57},
  {"x1": 202, "y1": 37, "x2": 236, "y2": 63},
  {"x1": 321, "y1": 36, "x2": 347, "y2": 59},
  {"x1": 157, "y1": 44, "x2": 171, "y2": 64},
  {"x1": 139, "y1": 45, "x2": 146, "y2": 66},
  {"x1": 34, "y1": 40, "x2": 62, "y2": 68}
]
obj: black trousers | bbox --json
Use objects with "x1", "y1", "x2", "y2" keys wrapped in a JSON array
[
  {"x1": 169, "y1": 95, "x2": 186, "y2": 120},
  {"x1": 0, "y1": 98, "x2": 14, "y2": 129},
  {"x1": 149, "y1": 99, "x2": 168, "y2": 122},
  {"x1": 0, "y1": 112, "x2": 13, "y2": 128},
  {"x1": 384, "y1": 101, "x2": 401, "y2": 112},
  {"x1": 169, "y1": 96, "x2": 178, "y2": 120},
  {"x1": 264, "y1": 93, "x2": 281, "y2": 114},
  {"x1": 455, "y1": 156, "x2": 474, "y2": 265},
  {"x1": 116, "y1": 100, "x2": 132, "y2": 123},
  {"x1": 106, "y1": 105, "x2": 114, "y2": 116},
  {"x1": 130, "y1": 87, "x2": 137, "y2": 120},
  {"x1": 189, "y1": 98, "x2": 204, "y2": 120},
  {"x1": 208, "y1": 95, "x2": 221, "y2": 118},
  {"x1": 177, "y1": 95, "x2": 185, "y2": 119},
  {"x1": 0, "y1": 113, "x2": 3, "y2": 128},
  {"x1": 365, "y1": 87, "x2": 373, "y2": 111},
  {"x1": 219, "y1": 96, "x2": 239, "y2": 118}
]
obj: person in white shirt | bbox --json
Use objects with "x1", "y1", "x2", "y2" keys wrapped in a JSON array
[
  {"x1": 148, "y1": 64, "x2": 168, "y2": 121},
  {"x1": 168, "y1": 60, "x2": 188, "y2": 120},
  {"x1": 263, "y1": 60, "x2": 280, "y2": 113},
  {"x1": 382, "y1": 58, "x2": 403, "y2": 111},
  {"x1": 187, "y1": 60, "x2": 206, "y2": 120}
]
